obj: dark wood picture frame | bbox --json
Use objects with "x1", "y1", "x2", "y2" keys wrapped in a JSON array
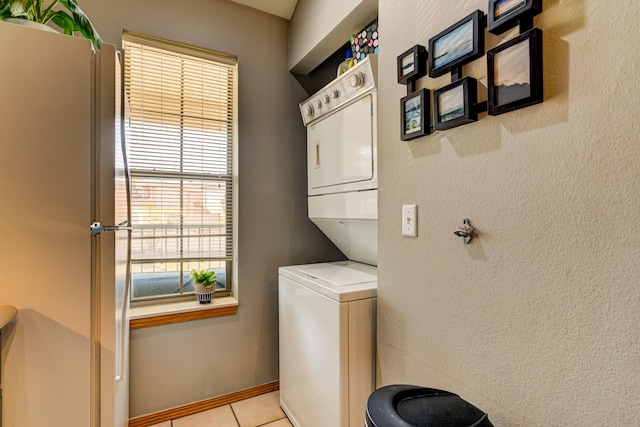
[
  {"x1": 488, "y1": 0, "x2": 542, "y2": 34},
  {"x1": 487, "y1": 28, "x2": 543, "y2": 116},
  {"x1": 433, "y1": 77, "x2": 478, "y2": 131},
  {"x1": 428, "y1": 10, "x2": 485, "y2": 78},
  {"x1": 401, "y1": 88, "x2": 430, "y2": 140},
  {"x1": 397, "y1": 45, "x2": 428, "y2": 85}
]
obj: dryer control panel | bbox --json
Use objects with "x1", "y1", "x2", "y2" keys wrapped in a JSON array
[{"x1": 299, "y1": 55, "x2": 377, "y2": 126}]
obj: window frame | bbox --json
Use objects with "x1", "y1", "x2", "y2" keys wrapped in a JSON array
[{"x1": 122, "y1": 31, "x2": 238, "y2": 305}]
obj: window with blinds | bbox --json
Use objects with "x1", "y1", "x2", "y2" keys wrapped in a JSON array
[{"x1": 123, "y1": 32, "x2": 237, "y2": 302}]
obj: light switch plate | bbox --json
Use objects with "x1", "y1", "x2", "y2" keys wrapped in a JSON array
[{"x1": 402, "y1": 204, "x2": 417, "y2": 237}]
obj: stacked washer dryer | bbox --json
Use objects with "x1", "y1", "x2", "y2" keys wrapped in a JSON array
[{"x1": 279, "y1": 55, "x2": 378, "y2": 427}]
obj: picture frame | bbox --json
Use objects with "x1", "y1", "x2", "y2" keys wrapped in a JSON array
[
  {"x1": 428, "y1": 10, "x2": 485, "y2": 78},
  {"x1": 397, "y1": 45, "x2": 427, "y2": 84},
  {"x1": 487, "y1": 28, "x2": 543, "y2": 116},
  {"x1": 401, "y1": 88, "x2": 430, "y2": 140},
  {"x1": 432, "y1": 77, "x2": 478, "y2": 131},
  {"x1": 487, "y1": 0, "x2": 542, "y2": 35}
]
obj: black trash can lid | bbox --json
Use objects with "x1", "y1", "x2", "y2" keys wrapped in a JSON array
[{"x1": 365, "y1": 385, "x2": 493, "y2": 427}]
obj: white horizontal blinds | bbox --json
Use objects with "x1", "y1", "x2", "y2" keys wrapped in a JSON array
[{"x1": 123, "y1": 33, "x2": 235, "y2": 299}]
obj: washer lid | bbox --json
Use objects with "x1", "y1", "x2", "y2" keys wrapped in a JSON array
[
  {"x1": 297, "y1": 263, "x2": 376, "y2": 286},
  {"x1": 279, "y1": 261, "x2": 377, "y2": 302}
]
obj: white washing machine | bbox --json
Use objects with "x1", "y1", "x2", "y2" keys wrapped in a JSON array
[
  {"x1": 279, "y1": 261, "x2": 376, "y2": 427},
  {"x1": 280, "y1": 56, "x2": 378, "y2": 427}
]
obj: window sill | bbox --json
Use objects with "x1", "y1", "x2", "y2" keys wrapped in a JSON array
[{"x1": 129, "y1": 296, "x2": 238, "y2": 329}]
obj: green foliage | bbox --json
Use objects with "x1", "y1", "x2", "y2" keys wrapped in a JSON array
[
  {"x1": 0, "y1": 0, "x2": 101, "y2": 48},
  {"x1": 190, "y1": 269, "x2": 218, "y2": 289}
]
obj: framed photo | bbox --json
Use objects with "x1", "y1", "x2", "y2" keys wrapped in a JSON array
[
  {"x1": 397, "y1": 45, "x2": 427, "y2": 85},
  {"x1": 401, "y1": 88, "x2": 430, "y2": 140},
  {"x1": 428, "y1": 10, "x2": 485, "y2": 78},
  {"x1": 488, "y1": 0, "x2": 542, "y2": 35},
  {"x1": 487, "y1": 28, "x2": 543, "y2": 116},
  {"x1": 432, "y1": 77, "x2": 478, "y2": 131}
]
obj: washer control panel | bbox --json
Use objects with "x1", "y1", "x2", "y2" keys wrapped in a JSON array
[{"x1": 299, "y1": 55, "x2": 377, "y2": 126}]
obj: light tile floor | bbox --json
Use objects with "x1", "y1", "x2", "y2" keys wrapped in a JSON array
[{"x1": 149, "y1": 391, "x2": 292, "y2": 427}]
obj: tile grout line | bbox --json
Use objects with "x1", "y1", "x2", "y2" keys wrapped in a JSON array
[
  {"x1": 166, "y1": 392, "x2": 287, "y2": 426},
  {"x1": 255, "y1": 416, "x2": 288, "y2": 427},
  {"x1": 229, "y1": 403, "x2": 241, "y2": 427}
]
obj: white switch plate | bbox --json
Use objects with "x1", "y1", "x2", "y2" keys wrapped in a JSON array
[{"x1": 402, "y1": 204, "x2": 417, "y2": 237}]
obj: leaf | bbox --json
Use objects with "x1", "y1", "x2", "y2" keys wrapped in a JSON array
[
  {"x1": 59, "y1": 0, "x2": 100, "y2": 48},
  {"x1": 0, "y1": 2, "x2": 12, "y2": 20},
  {"x1": 8, "y1": 0, "x2": 35, "y2": 19},
  {"x1": 2, "y1": 0, "x2": 101, "y2": 49},
  {"x1": 190, "y1": 269, "x2": 217, "y2": 286},
  {"x1": 50, "y1": 10, "x2": 73, "y2": 34}
]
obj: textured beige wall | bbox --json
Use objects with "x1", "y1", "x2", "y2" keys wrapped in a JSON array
[
  {"x1": 377, "y1": 0, "x2": 640, "y2": 425},
  {"x1": 80, "y1": 0, "x2": 343, "y2": 417}
]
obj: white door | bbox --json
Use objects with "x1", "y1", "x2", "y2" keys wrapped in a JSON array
[{"x1": 307, "y1": 94, "x2": 374, "y2": 195}]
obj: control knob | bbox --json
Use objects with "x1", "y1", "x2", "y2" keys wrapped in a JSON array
[
  {"x1": 316, "y1": 100, "x2": 323, "y2": 109},
  {"x1": 324, "y1": 95, "x2": 331, "y2": 104},
  {"x1": 349, "y1": 72, "x2": 364, "y2": 88},
  {"x1": 331, "y1": 90, "x2": 340, "y2": 99},
  {"x1": 305, "y1": 104, "x2": 314, "y2": 118}
]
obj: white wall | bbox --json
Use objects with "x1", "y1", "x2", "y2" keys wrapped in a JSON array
[
  {"x1": 80, "y1": 0, "x2": 344, "y2": 417},
  {"x1": 377, "y1": 0, "x2": 640, "y2": 425}
]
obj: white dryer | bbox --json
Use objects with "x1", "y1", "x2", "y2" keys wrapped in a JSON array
[{"x1": 279, "y1": 56, "x2": 378, "y2": 427}]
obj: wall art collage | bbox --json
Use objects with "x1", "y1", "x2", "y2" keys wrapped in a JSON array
[{"x1": 399, "y1": 0, "x2": 543, "y2": 141}]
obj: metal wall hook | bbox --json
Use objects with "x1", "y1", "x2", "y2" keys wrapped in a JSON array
[{"x1": 454, "y1": 219, "x2": 475, "y2": 244}]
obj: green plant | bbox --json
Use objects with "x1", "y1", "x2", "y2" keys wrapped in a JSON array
[
  {"x1": 190, "y1": 269, "x2": 218, "y2": 289},
  {"x1": 0, "y1": 0, "x2": 101, "y2": 48}
]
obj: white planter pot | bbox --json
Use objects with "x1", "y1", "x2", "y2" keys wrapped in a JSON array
[
  {"x1": 4, "y1": 18, "x2": 58, "y2": 33},
  {"x1": 194, "y1": 283, "x2": 215, "y2": 304}
]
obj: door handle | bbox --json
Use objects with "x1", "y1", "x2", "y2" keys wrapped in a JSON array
[{"x1": 90, "y1": 220, "x2": 132, "y2": 236}]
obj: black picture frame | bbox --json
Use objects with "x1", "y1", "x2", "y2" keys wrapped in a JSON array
[
  {"x1": 401, "y1": 88, "x2": 430, "y2": 140},
  {"x1": 433, "y1": 77, "x2": 478, "y2": 131},
  {"x1": 397, "y1": 45, "x2": 427, "y2": 85},
  {"x1": 428, "y1": 10, "x2": 485, "y2": 78},
  {"x1": 488, "y1": 0, "x2": 542, "y2": 35},
  {"x1": 487, "y1": 28, "x2": 543, "y2": 116}
]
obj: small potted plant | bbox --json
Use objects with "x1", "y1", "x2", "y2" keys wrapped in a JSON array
[
  {"x1": 0, "y1": 0, "x2": 102, "y2": 48},
  {"x1": 190, "y1": 269, "x2": 218, "y2": 304}
]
